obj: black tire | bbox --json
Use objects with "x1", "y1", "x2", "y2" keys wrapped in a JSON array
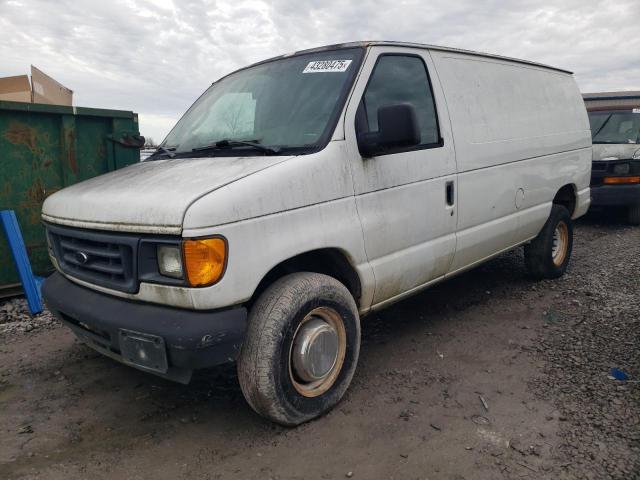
[
  {"x1": 237, "y1": 272, "x2": 360, "y2": 426},
  {"x1": 524, "y1": 204, "x2": 573, "y2": 279},
  {"x1": 628, "y1": 204, "x2": 640, "y2": 226}
]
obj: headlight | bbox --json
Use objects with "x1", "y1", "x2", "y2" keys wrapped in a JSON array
[
  {"x1": 150, "y1": 237, "x2": 227, "y2": 286},
  {"x1": 613, "y1": 163, "x2": 631, "y2": 175},
  {"x1": 633, "y1": 149, "x2": 640, "y2": 160},
  {"x1": 182, "y1": 237, "x2": 227, "y2": 287},
  {"x1": 157, "y1": 245, "x2": 183, "y2": 278}
]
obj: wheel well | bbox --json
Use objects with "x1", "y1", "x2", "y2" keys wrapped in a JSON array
[
  {"x1": 553, "y1": 184, "x2": 576, "y2": 217},
  {"x1": 249, "y1": 249, "x2": 362, "y2": 308}
]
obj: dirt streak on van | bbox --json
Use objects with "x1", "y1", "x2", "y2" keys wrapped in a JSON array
[{"x1": 41, "y1": 41, "x2": 591, "y2": 425}]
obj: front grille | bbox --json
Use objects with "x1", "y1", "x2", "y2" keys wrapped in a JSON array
[
  {"x1": 591, "y1": 161, "x2": 608, "y2": 186},
  {"x1": 46, "y1": 224, "x2": 139, "y2": 293},
  {"x1": 590, "y1": 160, "x2": 640, "y2": 187}
]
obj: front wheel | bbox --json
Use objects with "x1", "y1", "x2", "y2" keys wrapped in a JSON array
[
  {"x1": 524, "y1": 204, "x2": 573, "y2": 279},
  {"x1": 237, "y1": 272, "x2": 360, "y2": 426}
]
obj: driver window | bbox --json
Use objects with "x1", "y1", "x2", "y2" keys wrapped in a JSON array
[{"x1": 357, "y1": 55, "x2": 440, "y2": 148}]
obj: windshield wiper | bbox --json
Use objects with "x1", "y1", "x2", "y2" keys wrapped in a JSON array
[
  {"x1": 592, "y1": 114, "x2": 613, "y2": 141},
  {"x1": 147, "y1": 146, "x2": 176, "y2": 159},
  {"x1": 192, "y1": 139, "x2": 281, "y2": 155}
]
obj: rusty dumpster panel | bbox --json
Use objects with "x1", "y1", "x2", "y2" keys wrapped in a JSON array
[{"x1": 0, "y1": 100, "x2": 142, "y2": 291}]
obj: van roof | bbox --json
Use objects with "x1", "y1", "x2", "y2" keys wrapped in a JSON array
[
  {"x1": 582, "y1": 91, "x2": 640, "y2": 111},
  {"x1": 249, "y1": 41, "x2": 573, "y2": 75},
  {"x1": 583, "y1": 91, "x2": 640, "y2": 101}
]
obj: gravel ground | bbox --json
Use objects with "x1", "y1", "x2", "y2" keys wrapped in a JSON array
[
  {"x1": 0, "y1": 299, "x2": 57, "y2": 336},
  {"x1": 0, "y1": 213, "x2": 638, "y2": 479},
  {"x1": 529, "y1": 214, "x2": 640, "y2": 479}
]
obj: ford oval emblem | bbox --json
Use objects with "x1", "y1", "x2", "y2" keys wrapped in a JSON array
[{"x1": 75, "y1": 251, "x2": 90, "y2": 264}]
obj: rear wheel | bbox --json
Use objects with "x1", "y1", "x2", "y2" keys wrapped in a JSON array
[
  {"x1": 628, "y1": 204, "x2": 640, "y2": 225},
  {"x1": 238, "y1": 272, "x2": 360, "y2": 426},
  {"x1": 524, "y1": 204, "x2": 573, "y2": 279}
]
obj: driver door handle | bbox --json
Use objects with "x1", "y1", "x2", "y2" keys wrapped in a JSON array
[{"x1": 446, "y1": 181, "x2": 455, "y2": 207}]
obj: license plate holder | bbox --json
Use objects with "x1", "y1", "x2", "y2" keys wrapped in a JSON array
[{"x1": 118, "y1": 329, "x2": 168, "y2": 373}]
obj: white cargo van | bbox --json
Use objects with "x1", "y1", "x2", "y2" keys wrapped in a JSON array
[{"x1": 41, "y1": 42, "x2": 591, "y2": 425}]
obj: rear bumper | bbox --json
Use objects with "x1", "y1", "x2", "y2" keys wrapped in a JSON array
[
  {"x1": 42, "y1": 272, "x2": 247, "y2": 383},
  {"x1": 590, "y1": 184, "x2": 640, "y2": 207}
]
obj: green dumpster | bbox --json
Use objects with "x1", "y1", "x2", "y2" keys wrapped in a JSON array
[{"x1": 0, "y1": 100, "x2": 143, "y2": 294}]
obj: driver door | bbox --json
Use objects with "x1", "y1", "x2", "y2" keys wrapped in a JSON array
[{"x1": 343, "y1": 47, "x2": 458, "y2": 307}]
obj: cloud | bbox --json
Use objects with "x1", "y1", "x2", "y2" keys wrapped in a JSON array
[{"x1": 1, "y1": 0, "x2": 638, "y2": 141}]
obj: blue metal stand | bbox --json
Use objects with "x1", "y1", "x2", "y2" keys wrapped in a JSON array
[{"x1": 1, "y1": 210, "x2": 44, "y2": 315}]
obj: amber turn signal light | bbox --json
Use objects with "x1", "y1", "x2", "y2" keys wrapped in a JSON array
[
  {"x1": 603, "y1": 176, "x2": 640, "y2": 185},
  {"x1": 182, "y1": 237, "x2": 227, "y2": 287}
]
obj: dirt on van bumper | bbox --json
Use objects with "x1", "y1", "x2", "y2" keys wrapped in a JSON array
[{"x1": 1, "y1": 212, "x2": 638, "y2": 480}]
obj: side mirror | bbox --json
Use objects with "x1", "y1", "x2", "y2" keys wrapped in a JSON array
[{"x1": 357, "y1": 103, "x2": 421, "y2": 157}]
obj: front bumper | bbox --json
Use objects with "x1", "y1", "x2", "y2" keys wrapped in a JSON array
[
  {"x1": 590, "y1": 184, "x2": 640, "y2": 207},
  {"x1": 42, "y1": 272, "x2": 247, "y2": 383}
]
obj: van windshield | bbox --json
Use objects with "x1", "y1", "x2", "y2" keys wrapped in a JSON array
[
  {"x1": 588, "y1": 109, "x2": 640, "y2": 144},
  {"x1": 158, "y1": 48, "x2": 364, "y2": 157}
]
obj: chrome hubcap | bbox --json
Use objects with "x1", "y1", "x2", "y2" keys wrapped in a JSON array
[
  {"x1": 551, "y1": 228, "x2": 560, "y2": 257},
  {"x1": 292, "y1": 318, "x2": 339, "y2": 382},
  {"x1": 551, "y1": 221, "x2": 568, "y2": 266},
  {"x1": 288, "y1": 307, "x2": 347, "y2": 398}
]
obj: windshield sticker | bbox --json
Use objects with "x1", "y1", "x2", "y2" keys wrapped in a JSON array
[
  {"x1": 303, "y1": 60, "x2": 352, "y2": 73},
  {"x1": 633, "y1": 108, "x2": 640, "y2": 114}
]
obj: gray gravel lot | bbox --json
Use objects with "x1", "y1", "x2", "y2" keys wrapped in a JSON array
[
  {"x1": 530, "y1": 214, "x2": 640, "y2": 479},
  {"x1": 0, "y1": 300, "x2": 56, "y2": 336},
  {"x1": 0, "y1": 213, "x2": 638, "y2": 480}
]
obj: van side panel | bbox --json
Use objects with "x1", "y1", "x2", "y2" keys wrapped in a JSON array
[
  {"x1": 430, "y1": 53, "x2": 592, "y2": 171},
  {"x1": 450, "y1": 149, "x2": 590, "y2": 274},
  {"x1": 429, "y1": 50, "x2": 591, "y2": 272}
]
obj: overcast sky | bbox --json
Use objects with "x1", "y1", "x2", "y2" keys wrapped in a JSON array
[{"x1": 1, "y1": 0, "x2": 639, "y2": 142}]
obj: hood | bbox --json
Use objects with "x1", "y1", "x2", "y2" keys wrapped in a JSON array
[
  {"x1": 592, "y1": 143, "x2": 640, "y2": 161},
  {"x1": 42, "y1": 155, "x2": 294, "y2": 234}
]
